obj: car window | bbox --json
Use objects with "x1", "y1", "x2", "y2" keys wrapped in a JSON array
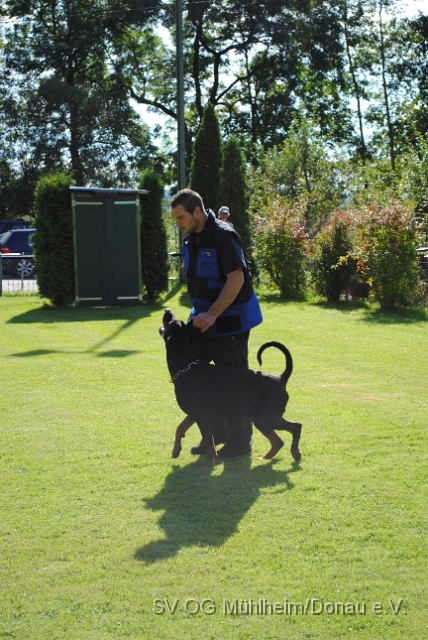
[{"x1": 0, "y1": 231, "x2": 12, "y2": 245}]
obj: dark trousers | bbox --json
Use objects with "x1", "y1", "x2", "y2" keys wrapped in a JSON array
[{"x1": 191, "y1": 330, "x2": 253, "y2": 448}]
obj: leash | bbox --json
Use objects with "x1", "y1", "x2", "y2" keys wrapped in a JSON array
[{"x1": 170, "y1": 360, "x2": 200, "y2": 382}]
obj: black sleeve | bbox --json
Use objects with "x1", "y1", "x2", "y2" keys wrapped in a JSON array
[{"x1": 217, "y1": 231, "x2": 247, "y2": 276}]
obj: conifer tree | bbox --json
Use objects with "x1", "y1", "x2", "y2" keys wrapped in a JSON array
[
  {"x1": 219, "y1": 137, "x2": 257, "y2": 277},
  {"x1": 33, "y1": 173, "x2": 75, "y2": 306},
  {"x1": 139, "y1": 171, "x2": 169, "y2": 301},
  {"x1": 189, "y1": 103, "x2": 222, "y2": 211}
]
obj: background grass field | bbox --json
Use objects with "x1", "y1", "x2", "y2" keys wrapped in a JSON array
[{"x1": 1, "y1": 288, "x2": 427, "y2": 640}]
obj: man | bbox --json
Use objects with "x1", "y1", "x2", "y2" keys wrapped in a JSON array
[
  {"x1": 218, "y1": 205, "x2": 231, "y2": 223},
  {"x1": 170, "y1": 189, "x2": 263, "y2": 458}
]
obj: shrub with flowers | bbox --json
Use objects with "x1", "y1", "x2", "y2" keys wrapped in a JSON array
[
  {"x1": 310, "y1": 211, "x2": 357, "y2": 302},
  {"x1": 351, "y1": 202, "x2": 422, "y2": 310},
  {"x1": 254, "y1": 202, "x2": 307, "y2": 297}
]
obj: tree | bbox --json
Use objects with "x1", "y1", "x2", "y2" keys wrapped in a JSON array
[
  {"x1": 391, "y1": 13, "x2": 428, "y2": 145},
  {"x1": 138, "y1": 171, "x2": 169, "y2": 301},
  {"x1": 120, "y1": 0, "x2": 350, "y2": 159},
  {"x1": 340, "y1": 0, "x2": 376, "y2": 164},
  {"x1": 250, "y1": 118, "x2": 344, "y2": 228},
  {"x1": 189, "y1": 103, "x2": 223, "y2": 211},
  {"x1": 33, "y1": 173, "x2": 75, "y2": 306},
  {"x1": 218, "y1": 137, "x2": 257, "y2": 275},
  {"x1": 1, "y1": 0, "x2": 160, "y2": 186}
]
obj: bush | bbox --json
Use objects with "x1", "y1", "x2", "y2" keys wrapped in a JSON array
[
  {"x1": 139, "y1": 171, "x2": 169, "y2": 302},
  {"x1": 33, "y1": 173, "x2": 75, "y2": 306},
  {"x1": 310, "y1": 211, "x2": 357, "y2": 302},
  {"x1": 354, "y1": 202, "x2": 421, "y2": 310},
  {"x1": 255, "y1": 203, "x2": 307, "y2": 297}
]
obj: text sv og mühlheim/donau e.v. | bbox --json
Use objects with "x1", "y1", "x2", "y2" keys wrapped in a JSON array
[{"x1": 152, "y1": 597, "x2": 405, "y2": 616}]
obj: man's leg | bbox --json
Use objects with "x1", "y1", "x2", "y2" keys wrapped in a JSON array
[
  {"x1": 188, "y1": 329, "x2": 226, "y2": 454},
  {"x1": 210, "y1": 331, "x2": 253, "y2": 457}
]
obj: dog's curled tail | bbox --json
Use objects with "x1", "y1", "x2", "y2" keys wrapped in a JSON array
[{"x1": 257, "y1": 341, "x2": 293, "y2": 386}]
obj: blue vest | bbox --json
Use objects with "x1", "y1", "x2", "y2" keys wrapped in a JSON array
[{"x1": 181, "y1": 212, "x2": 262, "y2": 337}]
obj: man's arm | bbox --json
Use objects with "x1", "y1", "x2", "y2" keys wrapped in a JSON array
[{"x1": 192, "y1": 268, "x2": 244, "y2": 333}]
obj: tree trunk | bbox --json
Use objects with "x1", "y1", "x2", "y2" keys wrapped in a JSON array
[{"x1": 379, "y1": 1, "x2": 395, "y2": 172}]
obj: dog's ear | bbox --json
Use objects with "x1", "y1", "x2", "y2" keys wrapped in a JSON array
[
  {"x1": 163, "y1": 320, "x2": 183, "y2": 342},
  {"x1": 162, "y1": 309, "x2": 175, "y2": 325}
]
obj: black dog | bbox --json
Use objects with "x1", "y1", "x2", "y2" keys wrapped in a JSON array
[{"x1": 159, "y1": 309, "x2": 302, "y2": 467}]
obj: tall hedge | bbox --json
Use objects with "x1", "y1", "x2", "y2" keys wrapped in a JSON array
[
  {"x1": 138, "y1": 171, "x2": 169, "y2": 301},
  {"x1": 218, "y1": 136, "x2": 258, "y2": 276},
  {"x1": 189, "y1": 103, "x2": 222, "y2": 211},
  {"x1": 33, "y1": 173, "x2": 75, "y2": 306}
]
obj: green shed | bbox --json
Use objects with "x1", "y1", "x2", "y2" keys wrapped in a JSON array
[{"x1": 71, "y1": 187, "x2": 147, "y2": 306}]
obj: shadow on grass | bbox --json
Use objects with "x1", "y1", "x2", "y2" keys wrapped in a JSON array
[
  {"x1": 359, "y1": 306, "x2": 428, "y2": 324},
  {"x1": 9, "y1": 349, "x2": 58, "y2": 357},
  {"x1": 162, "y1": 281, "x2": 192, "y2": 308},
  {"x1": 6, "y1": 282, "x2": 191, "y2": 324},
  {"x1": 258, "y1": 291, "x2": 428, "y2": 324},
  {"x1": 135, "y1": 457, "x2": 300, "y2": 564},
  {"x1": 7, "y1": 314, "x2": 148, "y2": 357},
  {"x1": 6, "y1": 302, "x2": 158, "y2": 324},
  {"x1": 6, "y1": 284, "x2": 192, "y2": 357}
]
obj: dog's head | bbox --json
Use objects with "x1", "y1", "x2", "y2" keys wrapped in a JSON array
[{"x1": 159, "y1": 308, "x2": 185, "y2": 343}]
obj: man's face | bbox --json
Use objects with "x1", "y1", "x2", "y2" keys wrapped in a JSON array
[{"x1": 171, "y1": 205, "x2": 204, "y2": 234}]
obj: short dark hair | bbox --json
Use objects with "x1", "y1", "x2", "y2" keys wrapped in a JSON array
[{"x1": 170, "y1": 189, "x2": 204, "y2": 214}]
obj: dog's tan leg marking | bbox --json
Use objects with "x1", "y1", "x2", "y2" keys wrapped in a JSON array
[
  {"x1": 256, "y1": 430, "x2": 284, "y2": 460},
  {"x1": 172, "y1": 416, "x2": 195, "y2": 458},
  {"x1": 290, "y1": 441, "x2": 301, "y2": 462},
  {"x1": 205, "y1": 436, "x2": 218, "y2": 468},
  {"x1": 289, "y1": 423, "x2": 302, "y2": 462}
]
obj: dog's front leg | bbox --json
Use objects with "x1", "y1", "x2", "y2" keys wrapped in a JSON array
[
  {"x1": 205, "y1": 434, "x2": 218, "y2": 468},
  {"x1": 172, "y1": 415, "x2": 196, "y2": 458}
]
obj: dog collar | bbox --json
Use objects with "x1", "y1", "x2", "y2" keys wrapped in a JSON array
[{"x1": 170, "y1": 360, "x2": 200, "y2": 382}]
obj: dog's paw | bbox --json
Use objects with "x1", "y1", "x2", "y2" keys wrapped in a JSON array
[{"x1": 172, "y1": 441, "x2": 182, "y2": 458}]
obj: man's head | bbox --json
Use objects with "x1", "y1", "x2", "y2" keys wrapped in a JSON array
[
  {"x1": 170, "y1": 189, "x2": 207, "y2": 234},
  {"x1": 218, "y1": 206, "x2": 230, "y2": 221}
]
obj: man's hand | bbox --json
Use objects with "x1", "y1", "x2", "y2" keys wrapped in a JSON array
[
  {"x1": 192, "y1": 311, "x2": 216, "y2": 333},
  {"x1": 191, "y1": 268, "x2": 244, "y2": 333}
]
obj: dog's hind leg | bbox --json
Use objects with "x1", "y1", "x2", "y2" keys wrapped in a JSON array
[
  {"x1": 254, "y1": 428, "x2": 284, "y2": 460},
  {"x1": 255, "y1": 416, "x2": 302, "y2": 462},
  {"x1": 172, "y1": 415, "x2": 195, "y2": 458},
  {"x1": 276, "y1": 418, "x2": 302, "y2": 462}
]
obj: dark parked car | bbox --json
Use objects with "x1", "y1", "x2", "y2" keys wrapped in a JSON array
[
  {"x1": 0, "y1": 228, "x2": 36, "y2": 278},
  {"x1": 0, "y1": 219, "x2": 32, "y2": 235}
]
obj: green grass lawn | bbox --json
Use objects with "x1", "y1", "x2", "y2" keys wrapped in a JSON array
[{"x1": 1, "y1": 288, "x2": 427, "y2": 640}]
